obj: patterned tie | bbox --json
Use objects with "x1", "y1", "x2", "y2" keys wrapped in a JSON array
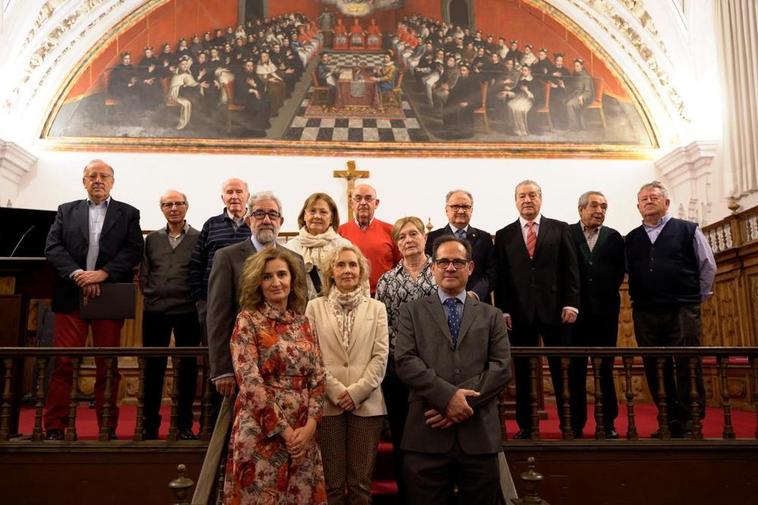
[
  {"x1": 455, "y1": 228, "x2": 467, "y2": 241},
  {"x1": 526, "y1": 221, "x2": 537, "y2": 259},
  {"x1": 444, "y1": 297, "x2": 461, "y2": 348}
]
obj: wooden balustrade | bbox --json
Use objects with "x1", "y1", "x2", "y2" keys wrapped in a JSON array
[{"x1": 0, "y1": 346, "x2": 757, "y2": 444}]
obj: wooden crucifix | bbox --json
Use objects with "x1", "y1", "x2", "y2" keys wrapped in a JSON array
[{"x1": 333, "y1": 160, "x2": 370, "y2": 222}]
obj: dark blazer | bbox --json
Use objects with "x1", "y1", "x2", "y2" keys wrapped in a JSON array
[
  {"x1": 425, "y1": 224, "x2": 495, "y2": 301},
  {"x1": 493, "y1": 216, "x2": 580, "y2": 326},
  {"x1": 206, "y1": 240, "x2": 305, "y2": 379},
  {"x1": 568, "y1": 223, "x2": 625, "y2": 318},
  {"x1": 45, "y1": 198, "x2": 143, "y2": 313},
  {"x1": 394, "y1": 294, "x2": 511, "y2": 455}
]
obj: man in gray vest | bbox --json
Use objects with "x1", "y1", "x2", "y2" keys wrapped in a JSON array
[
  {"x1": 625, "y1": 181, "x2": 716, "y2": 438},
  {"x1": 140, "y1": 189, "x2": 201, "y2": 440}
]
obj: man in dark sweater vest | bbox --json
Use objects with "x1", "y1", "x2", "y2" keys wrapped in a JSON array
[
  {"x1": 625, "y1": 181, "x2": 716, "y2": 438},
  {"x1": 140, "y1": 190, "x2": 201, "y2": 440},
  {"x1": 569, "y1": 191, "x2": 625, "y2": 439}
]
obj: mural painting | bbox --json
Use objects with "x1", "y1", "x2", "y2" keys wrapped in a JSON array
[{"x1": 43, "y1": 0, "x2": 656, "y2": 155}]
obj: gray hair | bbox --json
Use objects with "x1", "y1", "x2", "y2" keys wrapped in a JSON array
[
  {"x1": 83, "y1": 159, "x2": 114, "y2": 176},
  {"x1": 638, "y1": 180, "x2": 669, "y2": 199},
  {"x1": 577, "y1": 191, "x2": 605, "y2": 209},
  {"x1": 247, "y1": 191, "x2": 282, "y2": 214},
  {"x1": 159, "y1": 189, "x2": 189, "y2": 207},
  {"x1": 445, "y1": 189, "x2": 474, "y2": 206},
  {"x1": 514, "y1": 179, "x2": 542, "y2": 198},
  {"x1": 221, "y1": 178, "x2": 249, "y2": 193}
]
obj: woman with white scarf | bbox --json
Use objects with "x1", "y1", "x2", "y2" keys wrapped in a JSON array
[
  {"x1": 305, "y1": 245, "x2": 389, "y2": 505},
  {"x1": 285, "y1": 192, "x2": 354, "y2": 299}
]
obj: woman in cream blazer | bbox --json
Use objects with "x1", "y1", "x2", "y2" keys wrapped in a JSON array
[{"x1": 305, "y1": 244, "x2": 389, "y2": 505}]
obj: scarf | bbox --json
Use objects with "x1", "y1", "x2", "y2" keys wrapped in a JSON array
[
  {"x1": 327, "y1": 287, "x2": 364, "y2": 351},
  {"x1": 296, "y1": 226, "x2": 341, "y2": 270}
]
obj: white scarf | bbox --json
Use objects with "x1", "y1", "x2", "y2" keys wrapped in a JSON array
[{"x1": 327, "y1": 287, "x2": 364, "y2": 351}]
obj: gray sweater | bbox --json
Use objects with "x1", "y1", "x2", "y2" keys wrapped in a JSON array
[{"x1": 140, "y1": 225, "x2": 200, "y2": 314}]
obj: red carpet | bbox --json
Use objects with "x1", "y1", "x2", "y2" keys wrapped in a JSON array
[{"x1": 16, "y1": 403, "x2": 756, "y2": 440}]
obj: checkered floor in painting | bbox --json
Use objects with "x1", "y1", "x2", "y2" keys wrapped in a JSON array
[
  {"x1": 326, "y1": 51, "x2": 386, "y2": 67},
  {"x1": 283, "y1": 97, "x2": 429, "y2": 141}
]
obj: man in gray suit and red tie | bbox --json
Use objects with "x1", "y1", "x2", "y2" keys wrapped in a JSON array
[
  {"x1": 395, "y1": 235, "x2": 512, "y2": 504},
  {"x1": 493, "y1": 180, "x2": 581, "y2": 439}
]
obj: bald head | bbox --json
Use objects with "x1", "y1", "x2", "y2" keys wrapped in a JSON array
[
  {"x1": 82, "y1": 159, "x2": 115, "y2": 204},
  {"x1": 159, "y1": 189, "x2": 189, "y2": 225},
  {"x1": 351, "y1": 184, "x2": 379, "y2": 227}
]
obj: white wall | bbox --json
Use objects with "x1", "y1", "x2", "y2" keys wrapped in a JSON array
[{"x1": 12, "y1": 149, "x2": 656, "y2": 235}]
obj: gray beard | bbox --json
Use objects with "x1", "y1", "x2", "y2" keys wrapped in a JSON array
[{"x1": 256, "y1": 229, "x2": 276, "y2": 245}]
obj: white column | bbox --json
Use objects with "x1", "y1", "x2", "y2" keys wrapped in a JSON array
[
  {"x1": 715, "y1": 0, "x2": 758, "y2": 204},
  {"x1": 655, "y1": 141, "x2": 718, "y2": 225},
  {"x1": 0, "y1": 140, "x2": 37, "y2": 207}
]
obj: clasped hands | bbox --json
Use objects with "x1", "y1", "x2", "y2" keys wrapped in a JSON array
[
  {"x1": 425, "y1": 388, "x2": 480, "y2": 429},
  {"x1": 282, "y1": 418, "x2": 317, "y2": 461},
  {"x1": 74, "y1": 269, "x2": 109, "y2": 299}
]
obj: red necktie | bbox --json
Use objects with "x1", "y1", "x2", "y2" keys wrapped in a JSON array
[{"x1": 526, "y1": 221, "x2": 537, "y2": 259}]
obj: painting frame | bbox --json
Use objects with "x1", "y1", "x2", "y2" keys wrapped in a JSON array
[{"x1": 39, "y1": 0, "x2": 660, "y2": 159}]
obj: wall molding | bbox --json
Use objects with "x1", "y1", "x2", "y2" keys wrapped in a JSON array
[
  {"x1": 0, "y1": 139, "x2": 38, "y2": 207},
  {"x1": 655, "y1": 140, "x2": 718, "y2": 224}
]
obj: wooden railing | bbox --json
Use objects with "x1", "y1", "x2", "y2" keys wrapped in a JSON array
[
  {"x1": 1, "y1": 346, "x2": 757, "y2": 444},
  {"x1": 702, "y1": 204, "x2": 758, "y2": 254}
]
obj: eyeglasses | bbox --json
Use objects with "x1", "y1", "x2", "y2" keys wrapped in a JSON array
[
  {"x1": 85, "y1": 173, "x2": 113, "y2": 181},
  {"x1": 352, "y1": 195, "x2": 375, "y2": 203},
  {"x1": 447, "y1": 204, "x2": 472, "y2": 212},
  {"x1": 250, "y1": 209, "x2": 281, "y2": 220},
  {"x1": 434, "y1": 258, "x2": 469, "y2": 269},
  {"x1": 161, "y1": 202, "x2": 187, "y2": 209}
]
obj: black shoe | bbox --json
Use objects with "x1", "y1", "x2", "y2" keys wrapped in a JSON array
[
  {"x1": 45, "y1": 429, "x2": 64, "y2": 441},
  {"x1": 605, "y1": 427, "x2": 620, "y2": 439},
  {"x1": 572, "y1": 429, "x2": 584, "y2": 439},
  {"x1": 512, "y1": 429, "x2": 532, "y2": 440},
  {"x1": 177, "y1": 428, "x2": 198, "y2": 440},
  {"x1": 651, "y1": 428, "x2": 689, "y2": 439}
]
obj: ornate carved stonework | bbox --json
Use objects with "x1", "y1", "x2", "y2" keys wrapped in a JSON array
[
  {"x1": 655, "y1": 141, "x2": 718, "y2": 225},
  {"x1": 550, "y1": 0, "x2": 688, "y2": 126},
  {"x1": 4, "y1": 0, "x2": 127, "y2": 112}
]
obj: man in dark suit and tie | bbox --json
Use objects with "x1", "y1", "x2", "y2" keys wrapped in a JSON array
[
  {"x1": 568, "y1": 191, "x2": 625, "y2": 438},
  {"x1": 493, "y1": 180, "x2": 581, "y2": 439},
  {"x1": 395, "y1": 235, "x2": 512, "y2": 504},
  {"x1": 425, "y1": 189, "x2": 496, "y2": 302},
  {"x1": 43, "y1": 159, "x2": 143, "y2": 440}
]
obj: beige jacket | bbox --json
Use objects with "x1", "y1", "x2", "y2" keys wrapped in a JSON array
[{"x1": 305, "y1": 296, "x2": 389, "y2": 417}]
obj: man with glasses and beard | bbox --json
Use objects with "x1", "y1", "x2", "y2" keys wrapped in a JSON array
[{"x1": 206, "y1": 191, "x2": 305, "y2": 398}]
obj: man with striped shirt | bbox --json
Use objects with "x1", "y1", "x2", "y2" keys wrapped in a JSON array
[{"x1": 188, "y1": 178, "x2": 251, "y2": 342}]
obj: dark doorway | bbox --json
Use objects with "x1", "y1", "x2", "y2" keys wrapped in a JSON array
[
  {"x1": 245, "y1": 0, "x2": 265, "y2": 24},
  {"x1": 449, "y1": 0, "x2": 470, "y2": 29}
]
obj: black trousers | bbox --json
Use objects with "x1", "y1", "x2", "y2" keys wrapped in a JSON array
[
  {"x1": 381, "y1": 359, "x2": 409, "y2": 504},
  {"x1": 570, "y1": 312, "x2": 620, "y2": 432},
  {"x1": 142, "y1": 310, "x2": 201, "y2": 431},
  {"x1": 403, "y1": 443, "x2": 500, "y2": 505},
  {"x1": 633, "y1": 303, "x2": 705, "y2": 433},
  {"x1": 510, "y1": 317, "x2": 575, "y2": 432}
]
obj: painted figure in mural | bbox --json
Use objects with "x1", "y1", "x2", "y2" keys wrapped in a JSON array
[
  {"x1": 565, "y1": 58, "x2": 595, "y2": 131},
  {"x1": 506, "y1": 65, "x2": 542, "y2": 137},
  {"x1": 108, "y1": 52, "x2": 139, "y2": 112},
  {"x1": 137, "y1": 46, "x2": 163, "y2": 109},
  {"x1": 442, "y1": 64, "x2": 481, "y2": 139},
  {"x1": 234, "y1": 59, "x2": 272, "y2": 135},
  {"x1": 167, "y1": 56, "x2": 208, "y2": 130}
]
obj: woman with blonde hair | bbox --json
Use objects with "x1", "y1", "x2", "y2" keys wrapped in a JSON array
[
  {"x1": 285, "y1": 192, "x2": 354, "y2": 299},
  {"x1": 224, "y1": 247, "x2": 327, "y2": 504},
  {"x1": 305, "y1": 244, "x2": 389, "y2": 505},
  {"x1": 375, "y1": 216, "x2": 436, "y2": 502}
]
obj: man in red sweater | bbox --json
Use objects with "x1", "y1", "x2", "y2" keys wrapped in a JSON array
[{"x1": 338, "y1": 183, "x2": 401, "y2": 294}]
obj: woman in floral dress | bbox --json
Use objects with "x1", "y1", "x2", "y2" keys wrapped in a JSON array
[{"x1": 223, "y1": 248, "x2": 327, "y2": 505}]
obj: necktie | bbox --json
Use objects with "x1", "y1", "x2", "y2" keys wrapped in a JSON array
[
  {"x1": 444, "y1": 297, "x2": 461, "y2": 348},
  {"x1": 455, "y1": 228, "x2": 467, "y2": 241},
  {"x1": 526, "y1": 221, "x2": 537, "y2": 259}
]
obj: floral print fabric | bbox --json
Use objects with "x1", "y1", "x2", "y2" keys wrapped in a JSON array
[{"x1": 223, "y1": 304, "x2": 327, "y2": 505}]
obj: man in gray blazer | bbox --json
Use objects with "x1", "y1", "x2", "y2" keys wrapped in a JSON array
[
  {"x1": 395, "y1": 235, "x2": 512, "y2": 504},
  {"x1": 206, "y1": 191, "x2": 305, "y2": 397}
]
